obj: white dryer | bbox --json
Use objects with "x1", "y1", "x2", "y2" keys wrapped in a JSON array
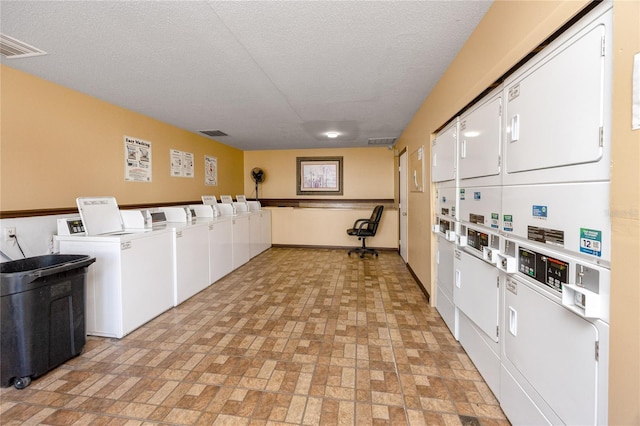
[
  {"x1": 502, "y1": 5, "x2": 612, "y2": 186},
  {"x1": 500, "y1": 239, "x2": 609, "y2": 425}
]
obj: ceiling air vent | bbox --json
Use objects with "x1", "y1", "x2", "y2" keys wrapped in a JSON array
[
  {"x1": 200, "y1": 130, "x2": 228, "y2": 137},
  {"x1": 0, "y1": 34, "x2": 47, "y2": 59},
  {"x1": 368, "y1": 137, "x2": 397, "y2": 146}
]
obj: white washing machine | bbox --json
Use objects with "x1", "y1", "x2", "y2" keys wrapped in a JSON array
[
  {"x1": 502, "y1": 4, "x2": 612, "y2": 187},
  {"x1": 216, "y1": 206, "x2": 251, "y2": 270},
  {"x1": 157, "y1": 207, "x2": 210, "y2": 307},
  {"x1": 500, "y1": 238, "x2": 609, "y2": 425},
  {"x1": 56, "y1": 197, "x2": 174, "y2": 338}
]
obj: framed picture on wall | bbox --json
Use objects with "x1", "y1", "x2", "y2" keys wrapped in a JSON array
[{"x1": 296, "y1": 156, "x2": 343, "y2": 195}]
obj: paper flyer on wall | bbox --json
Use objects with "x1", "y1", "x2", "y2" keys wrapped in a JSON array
[
  {"x1": 124, "y1": 136, "x2": 152, "y2": 182},
  {"x1": 205, "y1": 156, "x2": 218, "y2": 186},
  {"x1": 633, "y1": 52, "x2": 639, "y2": 130},
  {"x1": 170, "y1": 149, "x2": 195, "y2": 178}
]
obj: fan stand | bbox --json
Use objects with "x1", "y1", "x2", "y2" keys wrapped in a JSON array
[{"x1": 255, "y1": 180, "x2": 260, "y2": 201}]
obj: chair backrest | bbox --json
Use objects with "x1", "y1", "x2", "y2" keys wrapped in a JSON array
[{"x1": 367, "y1": 205, "x2": 384, "y2": 234}]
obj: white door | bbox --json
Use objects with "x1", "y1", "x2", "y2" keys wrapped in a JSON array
[{"x1": 399, "y1": 151, "x2": 408, "y2": 263}]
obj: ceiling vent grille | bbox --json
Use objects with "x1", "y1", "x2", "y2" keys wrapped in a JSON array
[
  {"x1": 368, "y1": 137, "x2": 397, "y2": 146},
  {"x1": 200, "y1": 130, "x2": 228, "y2": 137},
  {"x1": 0, "y1": 34, "x2": 47, "y2": 59}
]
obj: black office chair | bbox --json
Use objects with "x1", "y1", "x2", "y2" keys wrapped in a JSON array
[{"x1": 347, "y1": 205, "x2": 384, "y2": 258}]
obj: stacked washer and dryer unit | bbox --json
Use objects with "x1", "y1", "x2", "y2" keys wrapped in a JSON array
[{"x1": 433, "y1": 3, "x2": 612, "y2": 425}]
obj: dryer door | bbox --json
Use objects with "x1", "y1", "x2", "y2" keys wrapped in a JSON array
[
  {"x1": 504, "y1": 276, "x2": 600, "y2": 425},
  {"x1": 504, "y1": 18, "x2": 608, "y2": 177},
  {"x1": 453, "y1": 250, "x2": 499, "y2": 342}
]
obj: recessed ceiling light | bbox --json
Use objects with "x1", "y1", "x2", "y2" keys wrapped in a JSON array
[{"x1": 326, "y1": 132, "x2": 339, "y2": 139}]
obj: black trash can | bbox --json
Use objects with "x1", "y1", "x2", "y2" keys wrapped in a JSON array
[{"x1": 1, "y1": 254, "x2": 95, "y2": 389}]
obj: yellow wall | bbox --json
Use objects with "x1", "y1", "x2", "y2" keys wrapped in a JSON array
[
  {"x1": 395, "y1": 1, "x2": 639, "y2": 424},
  {"x1": 243, "y1": 147, "x2": 395, "y2": 199},
  {"x1": 0, "y1": 66, "x2": 244, "y2": 211},
  {"x1": 245, "y1": 147, "x2": 397, "y2": 249},
  {"x1": 610, "y1": 1, "x2": 640, "y2": 422},
  {"x1": 267, "y1": 207, "x2": 398, "y2": 248}
]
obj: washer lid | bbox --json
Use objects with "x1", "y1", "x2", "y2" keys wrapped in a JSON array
[{"x1": 76, "y1": 196, "x2": 124, "y2": 235}]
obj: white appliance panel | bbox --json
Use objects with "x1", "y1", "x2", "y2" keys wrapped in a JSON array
[
  {"x1": 501, "y1": 182, "x2": 610, "y2": 262},
  {"x1": 436, "y1": 288, "x2": 457, "y2": 339},
  {"x1": 458, "y1": 311, "x2": 500, "y2": 395},
  {"x1": 503, "y1": 275, "x2": 600, "y2": 425},
  {"x1": 76, "y1": 196, "x2": 123, "y2": 235},
  {"x1": 57, "y1": 230, "x2": 174, "y2": 338},
  {"x1": 500, "y1": 365, "x2": 555, "y2": 425},
  {"x1": 431, "y1": 119, "x2": 458, "y2": 183},
  {"x1": 435, "y1": 184, "x2": 458, "y2": 222},
  {"x1": 454, "y1": 250, "x2": 499, "y2": 342},
  {"x1": 459, "y1": 93, "x2": 502, "y2": 182},
  {"x1": 120, "y1": 233, "x2": 174, "y2": 333},
  {"x1": 207, "y1": 218, "x2": 233, "y2": 284},
  {"x1": 172, "y1": 224, "x2": 210, "y2": 306},
  {"x1": 249, "y1": 211, "x2": 271, "y2": 258},
  {"x1": 503, "y1": 8, "x2": 611, "y2": 184},
  {"x1": 232, "y1": 214, "x2": 251, "y2": 269},
  {"x1": 259, "y1": 210, "x2": 272, "y2": 254},
  {"x1": 436, "y1": 236, "x2": 455, "y2": 300},
  {"x1": 459, "y1": 186, "x2": 501, "y2": 232}
]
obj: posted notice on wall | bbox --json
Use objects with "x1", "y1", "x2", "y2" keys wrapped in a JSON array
[
  {"x1": 170, "y1": 149, "x2": 194, "y2": 178},
  {"x1": 205, "y1": 155, "x2": 218, "y2": 186},
  {"x1": 633, "y1": 52, "x2": 640, "y2": 130},
  {"x1": 124, "y1": 136, "x2": 152, "y2": 182}
]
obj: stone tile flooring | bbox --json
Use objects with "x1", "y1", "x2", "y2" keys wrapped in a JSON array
[{"x1": 0, "y1": 247, "x2": 509, "y2": 425}]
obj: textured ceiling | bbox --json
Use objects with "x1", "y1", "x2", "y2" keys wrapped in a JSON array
[{"x1": 0, "y1": 1, "x2": 491, "y2": 151}]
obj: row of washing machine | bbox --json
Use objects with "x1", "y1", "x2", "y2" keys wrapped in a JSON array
[
  {"x1": 432, "y1": 3, "x2": 612, "y2": 425},
  {"x1": 55, "y1": 195, "x2": 271, "y2": 339}
]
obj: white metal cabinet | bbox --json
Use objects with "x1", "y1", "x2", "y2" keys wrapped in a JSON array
[
  {"x1": 502, "y1": 7, "x2": 612, "y2": 185},
  {"x1": 459, "y1": 91, "x2": 502, "y2": 184},
  {"x1": 57, "y1": 230, "x2": 174, "y2": 338},
  {"x1": 431, "y1": 119, "x2": 458, "y2": 183}
]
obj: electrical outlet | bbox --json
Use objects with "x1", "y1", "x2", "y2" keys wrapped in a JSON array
[{"x1": 3, "y1": 227, "x2": 16, "y2": 241}]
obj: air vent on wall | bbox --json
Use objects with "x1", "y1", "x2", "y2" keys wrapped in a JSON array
[
  {"x1": 0, "y1": 34, "x2": 47, "y2": 59},
  {"x1": 200, "y1": 130, "x2": 229, "y2": 137},
  {"x1": 368, "y1": 137, "x2": 397, "y2": 146}
]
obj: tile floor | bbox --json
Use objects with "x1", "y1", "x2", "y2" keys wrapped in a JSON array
[{"x1": 0, "y1": 247, "x2": 509, "y2": 425}]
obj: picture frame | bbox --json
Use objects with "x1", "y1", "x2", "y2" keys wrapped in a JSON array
[{"x1": 296, "y1": 156, "x2": 343, "y2": 195}]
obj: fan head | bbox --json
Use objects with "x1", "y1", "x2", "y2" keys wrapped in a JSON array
[{"x1": 251, "y1": 167, "x2": 265, "y2": 183}]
